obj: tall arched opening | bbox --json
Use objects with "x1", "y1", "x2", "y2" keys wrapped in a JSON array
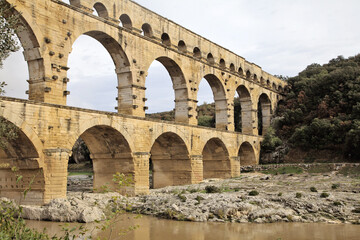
[
  {"x1": 67, "y1": 31, "x2": 130, "y2": 112},
  {"x1": 68, "y1": 125, "x2": 134, "y2": 195},
  {"x1": 0, "y1": 118, "x2": 45, "y2": 205},
  {"x1": 234, "y1": 85, "x2": 252, "y2": 134},
  {"x1": 197, "y1": 74, "x2": 228, "y2": 130},
  {"x1": 202, "y1": 138, "x2": 231, "y2": 179},
  {"x1": 258, "y1": 93, "x2": 272, "y2": 135},
  {"x1": 150, "y1": 133, "x2": 191, "y2": 188},
  {"x1": 0, "y1": 5, "x2": 44, "y2": 102},
  {"x1": 145, "y1": 57, "x2": 189, "y2": 123},
  {"x1": 238, "y1": 142, "x2": 256, "y2": 166}
]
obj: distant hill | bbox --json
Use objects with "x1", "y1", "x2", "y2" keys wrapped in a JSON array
[{"x1": 147, "y1": 99, "x2": 243, "y2": 131}]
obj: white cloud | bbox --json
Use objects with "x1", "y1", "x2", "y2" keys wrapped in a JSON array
[{"x1": 1, "y1": 0, "x2": 359, "y2": 112}]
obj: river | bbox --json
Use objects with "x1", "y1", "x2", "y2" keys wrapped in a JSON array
[{"x1": 26, "y1": 214, "x2": 360, "y2": 240}]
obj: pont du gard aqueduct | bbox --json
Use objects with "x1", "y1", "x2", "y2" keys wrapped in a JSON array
[{"x1": 0, "y1": 0, "x2": 287, "y2": 205}]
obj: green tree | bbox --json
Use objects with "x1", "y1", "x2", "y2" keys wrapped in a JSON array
[
  {"x1": 261, "y1": 127, "x2": 282, "y2": 152},
  {"x1": 273, "y1": 54, "x2": 360, "y2": 160},
  {"x1": 0, "y1": 0, "x2": 20, "y2": 68},
  {"x1": 0, "y1": 1, "x2": 20, "y2": 146}
]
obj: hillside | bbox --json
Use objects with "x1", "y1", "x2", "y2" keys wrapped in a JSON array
[{"x1": 264, "y1": 54, "x2": 360, "y2": 162}]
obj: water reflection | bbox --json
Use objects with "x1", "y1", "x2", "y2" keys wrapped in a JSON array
[{"x1": 26, "y1": 214, "x2": 360, "y2": 240}]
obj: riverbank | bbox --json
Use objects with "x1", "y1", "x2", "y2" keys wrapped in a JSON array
[{"x1": 17, "y1": 164, "x2": 360, "y2": 224}]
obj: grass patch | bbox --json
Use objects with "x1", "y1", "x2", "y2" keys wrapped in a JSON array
[
  {"x1": 68, "y1": 171, "x2": 93, "y2": 176},
  {"x1": 262, "y1": 166, "x2": 303, "y2": 175},
  {"x1": 178, "y1": 194, "x2": 187, "y2": 202},
  {"x1": 307, "y1": 165, "x2": 333, "y2": 174},
  {"x1": 338, "y1": 166, "x2": 360, "y2": 178}
]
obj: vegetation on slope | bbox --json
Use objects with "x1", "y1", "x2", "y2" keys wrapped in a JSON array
[{"x1": 265, "y1": 54, "x2": 360, "y2": 160}]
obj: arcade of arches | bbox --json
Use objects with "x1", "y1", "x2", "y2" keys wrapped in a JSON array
[{"x1": 0, "y1": 0, "x2": 286, "y2": 205}]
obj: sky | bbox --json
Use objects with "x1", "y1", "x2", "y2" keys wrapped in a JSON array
[{"x1": 1, "y1": 0, "x2": 360, "y2": 113}]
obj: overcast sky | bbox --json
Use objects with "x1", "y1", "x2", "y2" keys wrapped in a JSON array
[{"x1": 1, "y1": 0, "x2": 359, "y2": 113}]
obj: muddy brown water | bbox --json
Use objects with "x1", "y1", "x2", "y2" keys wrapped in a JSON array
[{"x1": 26, "y1": 214, "x2": 360, "y2": 240}]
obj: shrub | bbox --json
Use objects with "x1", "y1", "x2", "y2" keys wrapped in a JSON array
[
  {"x1": 295, "y1": 192, "x2": 302, "y2": 198},
  {"x1": 261, "y1": 127, "x2": 283, "y2": 152},
  {"x1": 310, "y1": 187, "x2": 318, "y2": 192},
  {"x1": 189, "y1": 188, "x2": 199, "y2": 193},
  {"x1": 0, "y1": 200, "x2": 86, "y2": 239},
  {"x1": 278, "y1": 192, "x2": 283, "y2": 197},
  {"x1": 205, "y1": 185, "x2": 221, "y2": 193},
  {"x1": 320, "y1": 192, "x2": 330, "y2": 198},
  {"x1": 332, "y1": 183, "x2": 340, "y2": 189},
  {"x1": 178, "y1": 194, "x2": 187, "y2": 202},
  {"x1": 333, "y1": 201, "x2": 342, "y2": 206},
  {"x1": 249, "y1": 190, "x2": 259, "y2": 196},
  {"x1": 195, "y1": 195, "x2": 205, "y2": 202}
]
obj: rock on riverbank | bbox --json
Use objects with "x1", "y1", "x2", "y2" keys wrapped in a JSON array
[
  {"x1": 16, "y1": 171, "x2": 360, "y2": 224},
  {"x1": 129, "y1": 172, "x2": 360, "y2": 224}
]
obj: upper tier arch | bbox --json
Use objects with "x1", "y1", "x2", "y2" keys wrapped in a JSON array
[{"x1": 60, "y1": 0, "x2": 284, "y2": 88}]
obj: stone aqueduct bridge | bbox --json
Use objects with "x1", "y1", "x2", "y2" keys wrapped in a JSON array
[{"x1": 0, "y1": 0, "x2": 286, "y2": 205}]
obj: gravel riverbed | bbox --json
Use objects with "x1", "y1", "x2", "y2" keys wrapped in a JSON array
[{"x1": 17, "y1": 170, "x2": 360, "y2": 224}]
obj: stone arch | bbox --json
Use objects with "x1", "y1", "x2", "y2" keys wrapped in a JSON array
[
  {"x1": 277, "y1": 99, "x2": 285, "y2": 108},
  {"x1": 0, "y1": 109, "x2": 44, "y2": 165},
  {"x1": 150, "y1": 132, "x2": 191, "y2": 188},
  {"x1": 193, "y1": 47, "x2": 201, "y2": 59},
  {"x1": 253, "y1": 74, "x2": 258, "y2": 82},
  {"x1": 0, "y1": 117, "x2": 45, "y2": 205},
  {"x1": 246, "y1": 70, "x2": 251, "y2": 80},
  {"x1": 260, "y1": 77, "x2": 265, "y2": 85},
  {"x1": 178, "y1": 40, "x2": 187, "y2": 53},
  {"x1": 235, "y1": 85, "x2": 253, "y2": 134},
  {"x1": 119, "y1": 14, "x2": 132, "y2": 29},
  {"x1": 207, "y1": 53, "x2": 215, "y2": 64},
  {"x1": 219, "y1": 59, "x2": 226, "y2": 69},
  {"x1": 161, "y1": 33, "x2": 171, "y2": 47},
  {"x1": 278, "y1": 85, "x2": 284, "y2": 93},
  {"x1": 78, "y1": 31, "x2": 130, "y2": 67},
  {"x1": 272, "y1": 83, "x2": 277, "y2": 90},
  {"x1": 68, "y1": 30, "x2": 132, "y2": 113},
  {"x1": 4, "y1": 4, "x2": 45, "y2": 102},
  {"x1": 73, "y1": 118, "x2": 135, "y2": 152},
  {"x1": 93, "y1": 2, "x2": 108, "y2": 18},
  {"x1": 141, "y1": 23, "x2": 153, "y2": 37},
  {"x1": 258, "y1": 93, "x2": 272, "y2": 136},
  {"x1": 238, "y1": 142, "x2": 256, "y2": 166},
  {"x1": 76, "y1": 125, "x2": 134, "y2": 194},
  {"x1": 266, "y1": 79, "x2": 271, "y2": 87},
  {"x1": 145, "y1": 56, "x2": 189, "y2": 123},
  {"x1": 200, "y1": 74, "x2": 228, "y2": 130},
  {"x1": 238, "y1": 67, "x2": 244, "y2": 76},
  {"x1": 230, "y1": 63, "x2": 235, "y2": 72},
  {"x1": 202, "y1": 138, "x2": 231, "y2": 179}
]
